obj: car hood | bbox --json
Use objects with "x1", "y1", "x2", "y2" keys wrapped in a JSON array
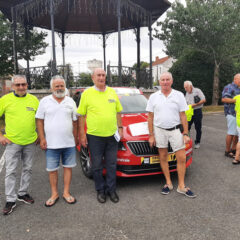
[{"x1": 121, "y1": 113, "x2": 149, "y2": 141}]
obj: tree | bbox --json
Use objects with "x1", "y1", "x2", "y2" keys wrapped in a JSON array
[
  {"x1": 132, "y1": 61, "x2": 149, "y2": 70},
  {"x1": 169, "y1": 51, "x2": 236, "y2": 105},
  {"x1": 59, "y1": 63, "x2": 74, "y2": 87},
  {"x1": 0, "y1": 12, "x2": 48, "y2": 76},
  {"x1": 154, "y1": 0, "x2": 240, "y2": 105},
  {"x1": 77, "y1": 73, "x2": 93, "y2": 86}
]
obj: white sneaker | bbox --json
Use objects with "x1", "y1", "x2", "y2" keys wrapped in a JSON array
[{"x1": 194, "y1": 143, "x2": 200, "y2": 149}]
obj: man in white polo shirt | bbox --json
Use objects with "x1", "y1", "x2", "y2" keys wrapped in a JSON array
[
  {"x1": 36, "y1": 76, "x2": 78, "y2": 207},
  {"x1": 146, "y1": 72, "x2": 196, "y2": 198}
]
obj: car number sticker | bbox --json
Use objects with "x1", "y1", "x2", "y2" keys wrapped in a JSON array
[{"x1": 141, "y1": 154, "x2": 176, "y2": 164}]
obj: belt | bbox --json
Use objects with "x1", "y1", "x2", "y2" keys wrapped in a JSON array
[{"x1": 159, "y1": 124, "x2": 181, "y2": 131}]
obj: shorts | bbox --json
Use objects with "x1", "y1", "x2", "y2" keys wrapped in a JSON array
[
  {"x1": 154, "y1": 126, "x2": 185, "y2": 152},
  {"x1": 226, "y1": 115, "x2": 238, "y2": 136},
  {"x1": 46, "y1": 147, "x2": 76, "y2": 172}
]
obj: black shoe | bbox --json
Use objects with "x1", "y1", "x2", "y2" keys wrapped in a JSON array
[
  {"x1": 17, "y1": 194, "x2": 34, "y2": 204},
  {"x1": 97, "y1": 192, "x2": 106, "y2": 203},
  {"x1": 108, "y1": 191, "x2": 119, "y2": 203},
  {"x1": 3, "y1": 202, "x2": 16, "y2": 215}
]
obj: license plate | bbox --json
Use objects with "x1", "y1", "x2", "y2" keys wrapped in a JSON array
[{"x1": 141, "y1": 154, "x2": 176, "y2": 164}]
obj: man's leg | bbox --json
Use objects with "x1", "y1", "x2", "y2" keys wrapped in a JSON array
[
  {"x1": 45, "y1": 149, "x2": 60, "y2": 206},
  {"x1": 5, "y1": 143, "x2": 22, "y2": 202},
  {"x1": 63, "y1": 167, "x2": 77, "y2": 203},
  {"x1": 175, "y1": 149, "x2": 186, "y2": 190},
  {"x1": 193, "y1": 109, "x2": 203, "y2": 144},
  {"x1": 18, "y1": 143, "x2": 35, "y2": 197},
  {"x1": 87, "y1": 134, "x2": 106, "y2": 192},
  {"x1": 62, "y1": 147, "x2": 76, "y2": 202},
  {"x1": 48, "y1": 170, "x2": 58, "y2": 199},
  {"x1": 104, "y1": 136, "x2": 118, "y2": 194},
  {"x1": 231, "y1": 135, "x2": 238, "y2": 152},
  {"x1": 158, "y1": 148, "x2": 172, "y2": 186},
  {"x1": 225, "y1": 135, "x2": 234, "y2": 152}
]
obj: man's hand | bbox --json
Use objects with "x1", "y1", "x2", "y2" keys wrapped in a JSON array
[
  {"x1": 80, "y1": 134, "x2": 88, "y2": 148},
  {"x1": 148, "y1": 135, "x2": 156, "y2": 148},
  {"x1": 183, "y1": 135, "x2": 190, "y2": 144},
  {"x1": 74, "y1": 136, "x2": 79, "y2": 146},
  {"x1": 40, "y1": 138, "x2": 47, "y2": 150},
  {"x1": 35, "y1": 137, "x2": 40, "y2": 145},
  {"x1": 0, "y1": 136, "x2": 11, "y2": 146},
  {"x1": 118, "y1": 128, "x2": 123, "y2": 139}
]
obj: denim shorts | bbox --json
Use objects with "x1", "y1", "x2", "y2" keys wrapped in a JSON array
[
  {"x1": 226, "y1": 115, "x2": 238, "y2": 136},
  {"x1": 46, "y1": 147, "x2": 76, "y2": 172}
]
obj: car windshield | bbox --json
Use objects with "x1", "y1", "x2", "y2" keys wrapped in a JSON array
[{"x1": 118, "y1": 94, "x2": 148, "y2": 113}]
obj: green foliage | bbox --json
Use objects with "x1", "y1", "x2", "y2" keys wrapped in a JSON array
[
  {"x1": 77, "y1": 73, "x2": 93, "y2": 86},
  {"x1": 155, "y1": 0, "x2": 240, "y2": 104},
  {"x1": 0, "y1": 12, "x2": 48, "y2": 77},
  {"x1": 132, "y1": 61, "x2": 149, "y2": 70},
  {"x1": 170, "y1": 51, "x2": 236, "y2": 105},
  {"x1": 59, "y1": 63, "x2": 74, "y2": 87}
]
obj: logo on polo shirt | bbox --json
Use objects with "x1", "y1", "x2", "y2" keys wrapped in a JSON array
[
  {"x1": 108, "y1": 99, "x2": 116, "y2": 103},
  {"x1": 26, "y1": 107, "x2": 34, "y2": 111}
]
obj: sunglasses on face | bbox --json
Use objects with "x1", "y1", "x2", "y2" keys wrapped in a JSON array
[{"x1": 14, "y1": 83, "x2": 27, "y2": 87}]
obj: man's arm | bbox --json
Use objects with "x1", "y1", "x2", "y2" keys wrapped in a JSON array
[
  {"x1": 79, "y1": 115, "x2": 87, "y2": 147},
  {"x1": 222, "y1": 98, "x2": 236, "y2": 104},
  {"x1": 147, "y1": 112, "x2": 155, "y2": 148},
  {"x1": 73, "y1": 119, "x2": 78, "y2": 146},
  {"x1": 179, "y1": 111, "x2": 190, "y2": 144},
  {"x1": 36, "y1": 119, "x2": 47, "y2": 150},
  {"x1": 117, "y1": 112, "x2": 123, "y2": 139},
  {"x1": 192, "y1": 99, "x2": 206, "y2": 108}
]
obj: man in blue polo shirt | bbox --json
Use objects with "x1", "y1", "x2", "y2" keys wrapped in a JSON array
[{"x1": 222, "y1": 74, "x2": 240, "y2": 158}]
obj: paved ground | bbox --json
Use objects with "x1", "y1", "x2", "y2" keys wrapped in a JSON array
[{"x1": 0, "y1": 112, "x2": 240, "y2": 240}]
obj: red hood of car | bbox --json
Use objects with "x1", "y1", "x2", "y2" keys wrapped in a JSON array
[{"x1": 121, "y1": 112, "x2": 149, "y2": 141}]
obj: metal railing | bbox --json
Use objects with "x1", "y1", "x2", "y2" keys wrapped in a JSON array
[
  {"x1": 18, "y1": 65, "x2": 152, "y2": 89},
  {"x1": 107, "y1": 66, "x2": 151, "y2": 89}
]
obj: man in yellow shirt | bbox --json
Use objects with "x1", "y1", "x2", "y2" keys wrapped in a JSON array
[
  {"x1": 78, "y1": 68, "x2": 123, "y2": 204},
  {"x1": 0, "y1": 75, "x2": 39, "y2": 215}
]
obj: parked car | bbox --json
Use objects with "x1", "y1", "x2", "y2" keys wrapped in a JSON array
[{"x1": 77, "y1": 87, "x2": 193, "y2": 178}]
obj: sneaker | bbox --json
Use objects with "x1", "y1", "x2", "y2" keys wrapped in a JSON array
[
  {"x1": 17, "y1": 194, "x2": 34, "y2": 204},
  {"x1": 161, "y1": 184, "x2": 173, "y2": 195},
  {"x1": 177, "y1": 187, "x2": 196, "y2": 198},
  {"x1": 194, "y1": 143, "x2": 200, "y2": 149},
  {"x1": 3, "y1": 202, "x2": 16, "y2": 215}
]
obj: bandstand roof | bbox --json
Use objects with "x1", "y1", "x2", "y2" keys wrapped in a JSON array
[{"x1": 0, "y1": 0, "x2": 171, "y2": 34}]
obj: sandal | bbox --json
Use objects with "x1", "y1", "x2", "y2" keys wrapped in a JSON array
[
  {"x1": 44, "y1": 197, "x2": 59, "y2": 207},
  {"x1": 225, "y1": 151, "x2": 235, "y2": 158},
  {"x1": 63, "y1": 195, "x2": 77, "y2": 204},
  {"x1": 232, "y1": 159, "x2": 240, "y2": 165}
]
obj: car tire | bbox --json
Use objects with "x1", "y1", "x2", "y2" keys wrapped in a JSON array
[{"x1": 79, "y1": 146, "x2": 93, "y2": 179}]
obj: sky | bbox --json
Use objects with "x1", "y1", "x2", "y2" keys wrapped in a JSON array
[{"x1": 19, "y1": 0, "x2": 181, "y2": 75}]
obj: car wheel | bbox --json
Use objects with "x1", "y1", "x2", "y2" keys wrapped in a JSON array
[{"x1": 79, "y1": 146, "x2": 93, "y2": 178}]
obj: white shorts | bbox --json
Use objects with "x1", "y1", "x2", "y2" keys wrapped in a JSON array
[{"x1": 154, "y1": 126, "x2": 185, "y2": 152}]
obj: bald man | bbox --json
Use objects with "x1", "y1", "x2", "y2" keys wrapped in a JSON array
[
  {"x1": 78, "y1": 68, "x2": 123, "y2": 204},
  {"x1": 147, "y1": 72, "x2": 196, "y2": 198}
]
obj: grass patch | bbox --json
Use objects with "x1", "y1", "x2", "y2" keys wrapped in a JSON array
[{"x1": 202, "y1": 105, "x2": 224, "y2": 112}]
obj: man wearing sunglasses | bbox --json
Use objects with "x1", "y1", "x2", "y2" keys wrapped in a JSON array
[{"x1": 0, "y1": 75, "x2": 39, "y2": 215}]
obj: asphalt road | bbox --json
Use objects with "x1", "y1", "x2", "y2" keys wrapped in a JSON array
[{"x1": 0, "y1": 112, "x2": 240, "y2": 240}]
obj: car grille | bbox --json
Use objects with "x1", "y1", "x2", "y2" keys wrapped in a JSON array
[{"x1": 127, "y1": 141, "x2": 173, "y2": 156}]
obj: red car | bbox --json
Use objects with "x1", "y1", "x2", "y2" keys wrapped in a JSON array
[{"x1": 77, "y1": 87, "x2": 193, "y2": 178}]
